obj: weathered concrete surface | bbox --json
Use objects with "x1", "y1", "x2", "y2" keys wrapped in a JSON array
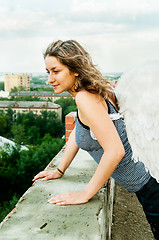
[
  {"x1": 111, "y1": 182, "x2": 155, "y2": 240},
  {"x1": 0, "y1": 149, "x2": 114, "y2": 240}
]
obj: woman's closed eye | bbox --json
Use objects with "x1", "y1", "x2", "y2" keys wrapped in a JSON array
[
  {"x1": 54, "y1": 70, "x2": 59, "y2": 74},
  {"x1": 46, "y1": 70, "x2": 59, "y2": 75}
]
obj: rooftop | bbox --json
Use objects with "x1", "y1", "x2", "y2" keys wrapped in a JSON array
[
  {"x1": 10, "y1": 91, "x2": 72, "y2": 97},
  {"x1": 0, "y1": 136, "x2": 28, "y2": 151},
  {"x1": 0, "y1": 101, "x2": 61, "y2": 109}
]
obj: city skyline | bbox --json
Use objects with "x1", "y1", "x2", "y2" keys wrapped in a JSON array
[{"x1": 0, "y1": 0, "x2": 159, "y2": 73}]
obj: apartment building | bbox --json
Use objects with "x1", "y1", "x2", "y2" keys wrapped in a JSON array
[
  {"x1": 0, "y1": 101, "x2": 62, "y2": 119},
  {"x1": 10, "y1": 91, "x2": 72, "y2": 102},
  {"x1": 4, "y1": 74, "x2": 31, "y2": 92}
]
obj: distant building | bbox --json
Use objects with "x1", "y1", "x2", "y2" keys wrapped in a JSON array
[
  {"x1": 0, "y1": 90, "x2": 9, "y2": 98},
  {"x1": 10, "y1": 91, "x2": 72, "y2": 102},
  {"x1": 4, "y1": 73, "x2": 31, "y2": 92},
  {"x1": 30, "y1": 83, "x2": 52, "y2": 89},
  {"x1": 0, "y1": 136, "x2": 28, "y2": 151},
  {"x1": 0, "y1": 101, "x2": 62, "y2": 120}
]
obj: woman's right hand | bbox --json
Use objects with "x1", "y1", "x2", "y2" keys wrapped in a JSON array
[{"x1": 32, "y1": 169, "x2": 62, "y2": 182}]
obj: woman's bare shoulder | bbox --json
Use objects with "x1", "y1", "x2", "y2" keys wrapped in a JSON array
[
  {"x1": 75, "y1": 90, "x2": 109, "y2": 125},
  {"x1": 75, "y1": 90, "x2": 100, "y2": 106}
]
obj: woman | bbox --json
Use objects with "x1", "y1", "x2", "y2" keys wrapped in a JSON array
[{"x1": 33, "y1": 40, "x2": 159, "y2": 239}]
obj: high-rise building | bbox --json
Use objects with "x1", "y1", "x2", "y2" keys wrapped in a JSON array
[{"x1": 4, "y1": 73, "x2": 31, "y2": 92}]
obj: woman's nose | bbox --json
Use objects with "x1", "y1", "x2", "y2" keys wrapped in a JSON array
[{"x1": 48, "y1": 73, "x2": 55, "y2": 84}]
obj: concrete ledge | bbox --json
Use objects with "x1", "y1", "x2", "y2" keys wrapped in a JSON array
[{"x1": 0, "y1": 148, "x2": 115, "y2": 240}]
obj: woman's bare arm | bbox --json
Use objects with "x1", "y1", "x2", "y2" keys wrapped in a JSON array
[
  {"x1": 48, "y1": 91, "x2": 125, "y2": 205},
  {"x1": 57, "y1": 127, "x2": 79, "y2": 173},
  {"x1": 33, "y1": 127, "x2": 79, "y2": 181}
]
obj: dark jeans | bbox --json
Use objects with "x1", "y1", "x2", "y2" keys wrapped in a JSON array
[{"x1": 135, "y1": 177, "x2": 159, "y2": 240}]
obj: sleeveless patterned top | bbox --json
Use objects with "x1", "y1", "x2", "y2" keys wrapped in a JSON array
[{"x1": 75, "y1": 99, "x2": 151, "y2": 193}]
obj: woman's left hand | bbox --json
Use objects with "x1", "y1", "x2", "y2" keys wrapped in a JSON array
[{"x1": 48, "y1": 191, "x2": 89, "y2": 205}]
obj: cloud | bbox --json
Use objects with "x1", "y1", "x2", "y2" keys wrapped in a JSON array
[
  {"x1": 0, "y1": 0, "x2": 159, "y2": 40},
  {"x1": 0, "y1": 5, "x2": 58, "y2": 38},
  {"x1": 0, "y1": 0, "x2": 159, "y2": 72},
  {"x1": 56, "y1": 0, "x2": 159, "y2": 39},
  {"x1": 71, "y1": 0, "x2": 159, "y2": 17}
]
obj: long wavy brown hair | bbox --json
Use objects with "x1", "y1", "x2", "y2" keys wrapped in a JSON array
[{"x1": 43, "y1": 40, "x2": 114, "y2": 101}]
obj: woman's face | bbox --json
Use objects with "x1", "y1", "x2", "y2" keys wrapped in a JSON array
[{"x1": 45, "y1": 55, "x2": 78, "y2": 95}]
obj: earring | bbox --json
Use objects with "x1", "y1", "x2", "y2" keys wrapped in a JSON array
[{"x1": 74, "y1": 78, "x2": 79, "y2": 91}]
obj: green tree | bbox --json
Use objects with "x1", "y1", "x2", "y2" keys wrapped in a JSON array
[
  {"x1": 21, "y1": 112, "x2": 36, "y2": 130},
  {"x1": 0, "y1": 82, "x2": 4, "y2": 90},
  {"x1": 55, "y1": 97, "x2": 76, "y2": 122},
  {"x1": 10, "y1": 87, "x2": 18, "y2": 93},
  {"x1": 11, "y1": 124, "x2": 27, "y2": 145},
  {"x1": 0, "y1": 136, "x2": 64, "y2": 202},
  {"x1": 0, "y1": 97, "x2": 10, "y2": 101},
  {"x1": 0, "y1": 145, "x2": 21, "y2": 201},
  {"x1": 0, "y1": 115, "x2": 7, "y2": 134},
  {"x1": 10, "y1": 96, "x2": 42, "y2": 101},
  {"x1": 35, "y1": 110, "x2": 64, "y2": 139},
  {"x1": 0, "y1": 110, "x2": 4, "y2": 115},
  {"x1": 10, "y1": 86, "x2": 26, "y2": 93},
  {"x1": 6, "y1": 108, "x2": 15, "y2": 135},
  {"x1": 0, "y1": 194, "x2": 19, "y2": 222},
  {"x1": 16, "y1": 137, "x2": 64, "y2": 191},
  {"x1": 27, "y1": 126, "x2": 40, "y2": 144},
  {"x1": 46, "y1": 111, "x2": 64, "y2": 137}
]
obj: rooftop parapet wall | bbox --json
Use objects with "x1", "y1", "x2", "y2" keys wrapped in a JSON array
[
  {"x1": 0, "y1": 111, "x2": 115, "y2": 239},
  {"x1": 0, "y1": 147, "x2": 115, "y2": 240}
]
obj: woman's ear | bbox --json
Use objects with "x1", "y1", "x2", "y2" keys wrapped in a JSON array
[{"x1": 74, "y1": 73, "x2": 79, "y2": 77}]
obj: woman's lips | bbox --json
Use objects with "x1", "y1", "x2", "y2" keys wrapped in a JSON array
[{"x1": 52, "y1": 84, "x2": 59, "y2": 88}]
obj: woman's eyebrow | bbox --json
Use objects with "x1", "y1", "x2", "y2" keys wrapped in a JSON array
[{"x1": 47, "y1": 66, "x2": 60, "y2": 71}]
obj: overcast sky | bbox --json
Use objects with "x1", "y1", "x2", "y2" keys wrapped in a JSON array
[{"x1": 0, "y1": 0, "x2": 159, "y2": 74}]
